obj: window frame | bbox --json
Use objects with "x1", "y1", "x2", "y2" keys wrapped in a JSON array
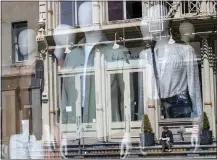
[
  {"x1": 59, "y1": 0, "x2": 86, "y2": 28},
  {"x1": 105, "y1": 0, "x2": 144, "y2": 23},
  {"x1": 11, "y1": 21, "x2": 28, "y2": 63}
]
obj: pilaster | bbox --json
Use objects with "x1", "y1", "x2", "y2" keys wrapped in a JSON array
[
  {"x1": 94, "y1": 48, "x2": 104, "y2": 142},
  {"x1": 92, "y1": 1, "x2": 100, "y2": 25},
  {"x1": 41, "y1": 51, "x2": 50, "y2": 141},
  {"x1": 201, "y1": 36, "x2": 214, "y2": 133},
  {"x1": 48, "y1": 50, "x2": 55, "y2": 139}
]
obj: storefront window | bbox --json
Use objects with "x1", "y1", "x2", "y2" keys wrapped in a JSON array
[{"x1": 2, "y1": 1, "x2": 217, "y2": 159}]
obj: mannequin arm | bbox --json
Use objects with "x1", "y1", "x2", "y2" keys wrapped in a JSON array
[{"x1": 186, "y1": 45, "x2": 202, "y2": 117}]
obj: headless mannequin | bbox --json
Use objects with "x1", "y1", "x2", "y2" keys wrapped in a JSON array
[
  {"x1": 140, "y1": 4, "x2": 202, "y2": 119},
  {"x1": 179, "y1": 21, "x2": 195, "y2": 43},
  {"x1": 54, "y1": 24, "x2": 75, "y2": 66}
]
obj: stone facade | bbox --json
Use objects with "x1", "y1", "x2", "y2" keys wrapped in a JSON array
[{"x1": 38, "y1": 1, "x2": 217, "y2": 142}]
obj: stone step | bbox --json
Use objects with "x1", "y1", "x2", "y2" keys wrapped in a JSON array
[
  {"x1": 65, "y1": 150, "x2": 217, "y2": 159},
  {"x1": 43, "y1": 143, "x2": 217, "y2": 159}
]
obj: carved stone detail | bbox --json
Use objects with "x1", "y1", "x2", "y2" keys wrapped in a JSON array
[{"x1": 200, "y1": 37, "x2": 214, "y2": 68}]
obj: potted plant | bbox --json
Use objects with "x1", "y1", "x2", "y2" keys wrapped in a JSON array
[
  {"x1": 200, "y1": 112, "x2": 213, "y2": 145},
  {"x1": 140, "y1": 114, "x2": 155, "y2": 146}
]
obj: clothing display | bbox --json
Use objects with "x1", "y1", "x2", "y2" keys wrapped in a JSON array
[{"x1": 140, "y1": 43, "x2": 202, "y2": 117}]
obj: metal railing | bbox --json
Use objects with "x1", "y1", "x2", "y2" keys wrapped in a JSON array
[{"x1": 144, "y1": 0, "x2": 217, "y2": 19}]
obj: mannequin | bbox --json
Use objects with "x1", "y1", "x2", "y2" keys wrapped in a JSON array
[
  {"x1": 139, "y1": 4, "x2": 202, "y2": 118},
  {"x1": 17, "y1": 29, "x2": 43, "y2": 140},
  {"x1": 10, "y1": 120, "x2": 44, "y2": 159},
  {"x1": 62, "y1": 1, "x2": 132, "y2": 126},
  {"x1": 9, "y1": 30, "x2": 44, "y2": 159},
  {"x1": 53, "y1": 24, "x2": 75, "y2": 66},
  {"x1": 179, "y1": 21, "x2": 195, "y2": 43},
  {"x1": 18, "y1": 29, "x2": 37, "y2": 65}
]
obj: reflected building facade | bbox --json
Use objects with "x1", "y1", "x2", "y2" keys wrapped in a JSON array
[{"x1": 37, "y1": 1, "x2": 217, "y2": 143}]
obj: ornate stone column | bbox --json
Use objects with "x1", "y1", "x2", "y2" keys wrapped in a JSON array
[
  {"x1": 48, "y1": 50, "x2": 55, "y2": 138},
  {"x1": 209, "y1": 42, "x2": 216, "y2": 137}
]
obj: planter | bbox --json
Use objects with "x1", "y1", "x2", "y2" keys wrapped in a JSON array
[
  {"x1": 140, "y1": 132, "x2": 155, "y2": 146},
  {"x1": 200, "y1": 129, "x2": 213, "y2": 145}
]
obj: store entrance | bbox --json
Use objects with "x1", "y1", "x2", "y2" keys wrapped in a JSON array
[
  {"x1": 58, "y1": 68, "x2": 97, "y2": 140},
  {"x1": 106, "y1": 60, "x2": 146, "y2": 142}
]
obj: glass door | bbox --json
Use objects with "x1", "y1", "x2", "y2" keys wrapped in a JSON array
[
  {"x1": 107, "y1": 70, "x2": 126, "y2": 140},
  {"x1": 79, "y1": 73, "x2": 97, "y2": 138},
  {"x1": 59, "y1": 71, "x2": 97, "y2": 140},
  {"x1": 107, "y1": 69, "x2": 146, "y2": 141},
  {"x1": 128, "y1": 70, "x2": 145, "y2": 139},
  {"x1": 59, "y1": 73, "x2": 80, "y2": 140}
]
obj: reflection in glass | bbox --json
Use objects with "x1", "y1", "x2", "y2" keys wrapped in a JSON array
[
  {"x1": 61, "y1": 76, "x2": 77, "y2": 124},
  {"x1": 108, "y1": 1, "x2": 123, "y2": 21},
  {"x1": 111, "y1": 73, "x2": 124, "y2": 122},
  {"x1": 81, "y1": 75, "x2": 96, "y2": 123},
  {"x1": 130, "y1": 72, "x2": 144, "y2": 121},
  {"x1": 60, "y1": 1, "x2": 86, "y2": 27},
  {"x1": 60, "y1": 1, "x2": 74, "y2": 26},
  {"x1": 126, "y1": 1, "x2": 142, "y2": 19}
]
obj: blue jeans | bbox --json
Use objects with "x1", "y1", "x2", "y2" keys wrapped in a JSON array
[{"x1": 161, "y1": 90, "x2": 192, "y2": 118}]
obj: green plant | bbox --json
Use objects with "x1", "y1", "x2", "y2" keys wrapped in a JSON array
[
  {"x1": 203, "y1": 112, "x2": 210, "y2": 130},
  {"x1": 141, "y1": 114, "x2": 153, "y2": 133}
]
